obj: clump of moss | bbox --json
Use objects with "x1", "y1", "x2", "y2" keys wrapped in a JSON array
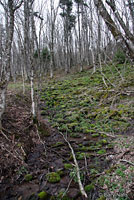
[
  {"x1": 100, "y1": 133, "x2": 107, "y2": 138},
  {"x1": 57, "y1": 169, "x2": 64, "y2": 176},
  {"x1": 47, "y1": 172, "x2": 61, "y2": 183},
  {"x1": 70, "y1": 133, "x2": 81, "y2": 138},
  {"x1": 99, "y1": 139, "x2": 108, "y2": 145},
  {"x1": 76, "y1": 152, "x2": 85, "y2": 160},
  {"x1": 67, "y1": 122, "x2": 79, "y2": 129},
  {"x1": 64, "y1": 163, "x2": 73, "y2": 169},
  {"x1": 24, "y1": 174, "x2": 33, "y2": 182},
  {"x1": 97, "y1": 149, "x2": 106, "y2": 155},
  {"x1": 92, "y1": 133, "x2": 99, "y2": 138},
  {"x1": 53, "y1": 142, "x2": 64, "y2": 147},
  {"x1": 38, "y1": 191, "x2": 48, "y2": 199},
  {"x1": 85, "y1": 183, "x2": 94, "y2": 192}
]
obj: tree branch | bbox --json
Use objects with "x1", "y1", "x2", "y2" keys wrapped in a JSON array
[{"x1": 59, "y1": 131, "x2": 87, "y2": 198}]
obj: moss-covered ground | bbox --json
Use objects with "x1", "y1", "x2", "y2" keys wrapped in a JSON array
[
  {"x1": 39, "y1": 63, "x2": 134, "y2": 199},
  {"x1": 1, "y1": 64, "x2": 134, "y2": 200}
]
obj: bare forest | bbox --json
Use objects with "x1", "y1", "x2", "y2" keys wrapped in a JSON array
[{"x1": 0, "y1": 0, "x2": 134, "y2": 199}]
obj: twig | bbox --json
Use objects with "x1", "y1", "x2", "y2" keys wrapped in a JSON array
[
  {"x1": 120, "y1": 159, "x2": 134, "y2": 166},
  {"x1": 84, "y1": 154, "x2": 90, "y2": 177},
  {"x1": 59, "y1": 131, "x2": 88, "y2": 198},
  {"x1": 0, "y1": 130, "x2": 11, "y2": 142},
  {"x1": 62, "y1": 178, "x2": 73, "y2": 198},
  {"x1": 0, "y1": 144, "x2": 24, "y2": 162}
]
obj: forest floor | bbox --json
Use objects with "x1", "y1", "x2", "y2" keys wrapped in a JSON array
[{"x1": 0, "y1": 64, "x2": 134, "y2": 200}]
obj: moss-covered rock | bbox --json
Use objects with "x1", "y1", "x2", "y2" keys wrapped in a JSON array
[
  {"x1": 47, "y1": 172, "x2": 61, "y2": 183},
  {"x1": 38, "y1": 191, "x2": 48, "y2": 199},
  {"x1": 24, "y1": 174, "x2": 33, "y2": 182}
]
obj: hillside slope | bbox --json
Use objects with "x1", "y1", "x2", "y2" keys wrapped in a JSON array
[
  {"x1": 0, "y1": 64, "x2": 134, "y2": 200},
  {"x1": 39, "y1": 64, "x2": 134, "y2": 199}
]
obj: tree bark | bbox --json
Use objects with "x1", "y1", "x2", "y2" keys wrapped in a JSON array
[{"x1": 94, "y1": 0, "x2": 134, "y2": 59}]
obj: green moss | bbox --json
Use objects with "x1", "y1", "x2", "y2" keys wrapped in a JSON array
[
  {"x1": 57, "y1": 171, "x2": 64, "y2": 178},
  {"x1": 70, "y1": 133, "x2": 81, "y2": 138},
  {"x1": 97, "y1": 195, "x2": 106, "y2": 200},
  {"x1": 67, "y1": 122, "x2": 78, "y2": 128},
  {"x1": 108, "y1": 110, "x2": 121, "y2": 119},
  {"x1": 41, "y1": 110, "x2": 47, "y2": 116},
  {"x1": 47, "y1": 172, "x2": 61, "y2": 183},
  {"x1": 97, "y1": 149, "x2": 106, "y2": 155},
  {"x1": 57, "y1": 118, "x2": 65, "y2": 123},
  {"x1": 90, "y1": 168, "x2": 99, "y2": 174},
  {"x1": 59, "y1": 124, "x2": 69, "y2": 132},
  {"x1": 107, "y1": 143, "x2": 114, "y2": 148},
  {"x1": 87, "y1": 112, "x2": 97, "y2": 119},
  {"x1": 64, "y1": 163, "x2": 73, "y2": 169},
  {"x1": 99, "y1": 139, "x2": 108, "y2": 145},
  {"x1": 85, "y1": 183, "x2": 94, "y2": 192},
  {"x1": 53, "y1": 142, "x2": 64, "y2": 147},
  {"x1": 105, "y1": 166, "x2": 116, "y2": 174},
  {"x1": 24, "y1": 174, "x2": 33, "y2": 182},
  {"x1": 100, "y1": 133, "x2": 108, "y2": 138},
  {"x1": 38, "y1": 191, "x2": 48, "y2": 199},
  {"x1": 76, "y1": 152, "x2": 85, "y2": 160},
  {"x1": 92, "y1": 133, "x2": 99, "y2": 138},
  {"x1": 66, "y1": 114, "x2": 79, "y2": 122}
]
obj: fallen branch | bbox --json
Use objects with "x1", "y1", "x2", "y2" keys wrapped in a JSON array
[
  {"x1": 120, "y1": 159, "x2": 134, "y2": 166},
  {"x1": 59, "y1": 131, "x2": 87, "y2": 198}
]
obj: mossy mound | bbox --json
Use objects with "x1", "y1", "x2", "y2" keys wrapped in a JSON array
[
  {"x1": 38, "y1": 191, "x2": 48, "y2": 199},
  {"x1": 47, "y1": 172, "x2": 61, "y2": 183},
  {"x1": 24, "y1": 174, "x2": 33, "y2": 182},
  {"x1": 64, "y1": 163, "x2": 73, "y2": 169},
  {"x1": 97, "y1": 149, "x2": 106, "y2": 155}
]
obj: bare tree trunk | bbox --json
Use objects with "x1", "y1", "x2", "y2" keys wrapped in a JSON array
[
  {"x1": 0, "y1": 1, "x2": 16, "y2": 128},
  {"x1": 0, "y1": 83, "x2": 7, "y2": 128},
  {"x1": 128, "y1": 0, "x2": 134, "y2": 33},
  {"x1": 94, "y1": 0, "x2": 134, "y2": 59}
]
